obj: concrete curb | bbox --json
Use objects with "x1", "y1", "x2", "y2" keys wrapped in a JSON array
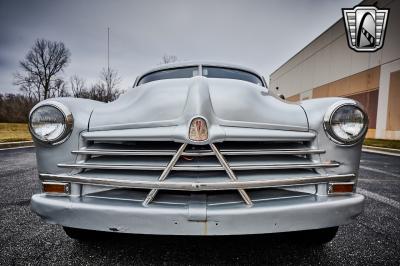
[
  {"x1": 362, "y1": 146, "x2": 400, "y2": 157},
  {"x1": 363, "y1": 145, "x2": 400, "y2": 154},
  {"x1": 0, "y1": 141, "x2": 34, "y2": 149}
]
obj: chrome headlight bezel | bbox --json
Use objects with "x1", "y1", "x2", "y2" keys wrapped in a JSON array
[
  {"x1": 323, "y1": 100, "x2": 368, "y2": 145},
  {"x1": 28, "y1": 101, "x2": 74, "y2": 145}
]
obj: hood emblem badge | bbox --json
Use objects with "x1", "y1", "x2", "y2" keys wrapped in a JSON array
[{"x1": 189, "y1": 117, "x2": 208, "y2": 142}]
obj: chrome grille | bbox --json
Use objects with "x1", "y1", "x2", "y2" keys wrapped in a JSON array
[
  {"x1": 54, "y1": 139, "x2": 344, "y2": 206},
  {"x1": 62, "y1": 141, "x2": 334, "y2": 172}
]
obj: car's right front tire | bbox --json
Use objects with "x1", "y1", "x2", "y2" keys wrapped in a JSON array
[{"x1": 63, "y1": 226, "x2": 101, "y2": 241}]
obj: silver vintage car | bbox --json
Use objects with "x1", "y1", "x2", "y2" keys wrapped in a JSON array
[{"x1": 30, "y1": 62, "x2": 367, "y2": 243}]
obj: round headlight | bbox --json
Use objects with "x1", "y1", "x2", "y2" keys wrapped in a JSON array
[
  {"x1": 323, "y1": 101, "x2": 368, "y2": 145},
  {"x1": 29, "y1": 102, "x2": 73, "y2": 145}
]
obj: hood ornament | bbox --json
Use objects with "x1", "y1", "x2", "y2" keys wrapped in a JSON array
[{"x1": 189, "y1": 117, "x2": 208, "y2": 142}]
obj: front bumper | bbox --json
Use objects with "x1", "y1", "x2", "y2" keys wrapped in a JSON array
[{"x1": 31, "y1": 193, "x2": 364, "y2": 235}]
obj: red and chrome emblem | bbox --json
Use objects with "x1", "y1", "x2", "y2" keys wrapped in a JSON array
[{"x1": 189, "y1": 117, "x2": 208, "y2": 141}]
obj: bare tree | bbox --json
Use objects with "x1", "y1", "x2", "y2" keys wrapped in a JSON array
[
  {"x1": 100, "y1": 67, "x2": 122, "y2": 102},
  {"x1": 67, "y1": 70, "x2": 122, "y2": 102},
  {"x1": 160, "y1": 54, "x2": 178, "y2": 64},
  {"x1": 51, "y1": 78, "x2": 70, "y2": 98},
  {"x1": 13, "y1": 72, "x2": 42, "y2": 101},
  {"x1": 70, "y1": 75, "x2": 86, "y2": 98},
  {"x1": 15, "y1": 39, "x2": 70, "y2": 100}
]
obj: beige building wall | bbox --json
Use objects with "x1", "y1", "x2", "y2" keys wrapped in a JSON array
[{"x1": 269, "y1": 0, "x2": 400, "y2": 140}]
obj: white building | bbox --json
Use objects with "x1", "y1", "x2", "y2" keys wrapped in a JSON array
[{"x1": 269, "y1": 0, "x2": 400, "y2": 140}]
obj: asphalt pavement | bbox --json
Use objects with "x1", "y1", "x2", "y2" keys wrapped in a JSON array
[{"x1": 0, "y1": 147, "x2": 399, "y2": 265}]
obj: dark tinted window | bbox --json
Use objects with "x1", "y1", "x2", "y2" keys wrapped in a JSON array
[
  {"x1": 138, "y1": 66, "x2": 199, "y2": 85},
  {"x1": 202, "y1": 66, "x2": 263, "y2": 86}
]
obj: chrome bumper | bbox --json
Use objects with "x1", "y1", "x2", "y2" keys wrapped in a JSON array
[
  {"x1": 31, "y1": 193, "x2": 364, "y2": 235},
  {"x1": 39, "y1": 173, "x2": 355, "y2": 191}
]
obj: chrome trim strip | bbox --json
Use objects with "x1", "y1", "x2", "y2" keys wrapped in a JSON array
[
  {"x1": 58, "y1": 163, "x2": 167, "y2": 170},
  {"x1": 57, "y1": 161, "x2": 340, "y2": 171},
  {"x1": 39, "y1": 173, "x2": 356, "y2": 191},
  {"x1": 81, "y1": 128, "x2": 316, "y2": 142},
  {"x1": 231, "y1": 162, "x2": 339, "y2": 170},
  {"x1": 71, "y1": 148, "x2": 325, "y2": 156},
  {"x1": 72, "y1": 149, "x2": 177, "y2": 156},
  {"x1": 219, "y1": 148, "x2": 325, "y2": 155},
  {"x1": 210, "y1": 143, "x2": 253, "y2": 205}
]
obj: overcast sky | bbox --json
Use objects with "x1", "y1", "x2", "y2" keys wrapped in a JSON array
[{"x1": 0, "y1": 0, "x2": 360, "y2": 93}]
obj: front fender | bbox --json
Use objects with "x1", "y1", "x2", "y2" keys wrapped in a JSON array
[
  {"x1": 301, "y1": 97, "x2": 365, "y2": 177},
  {"x1": 31, "y1": 97, "x2": 104, "y2": 174}
]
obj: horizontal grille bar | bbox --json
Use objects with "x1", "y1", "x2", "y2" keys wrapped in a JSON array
[
  {"x1": 217, "y1": 148, "x2": 325, "y2": 156},
  {"x1": 81, "y1": 127, "x2": 315, "y2": 142},
  {"x1": 39, "y1": 173, "x2": 355, "y2": 191},
  {"x1": 58, "y1": 161, "x2": 339, "y2": 171},
  {"x1": 72, "y1": 149, "x2": 177, "y2": 156},
  {"x1": 72, "y1": 148, "x2": 325, "y2": 156}
]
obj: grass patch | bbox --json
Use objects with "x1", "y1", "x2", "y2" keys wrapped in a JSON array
[
  {"x1": 364, "y1": 138, "x2": 400, "y2": 150},
  {"x1": 0, "y1": 123, "x2": 32, "y2": 143}
]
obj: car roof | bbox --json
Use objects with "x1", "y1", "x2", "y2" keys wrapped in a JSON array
[{"x1": 134, "y1": 61, "x2": 266, "y2": 87}]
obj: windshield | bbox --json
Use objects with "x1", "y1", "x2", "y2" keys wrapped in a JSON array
[
  {"x1": 137, "y1": 65, "x2": 263, "y2": 86},
  {"x1": 202, "y1": 66, "x2": 263, "y2": 86},
  {"x1": 137, "y1": 66, "x2": 199, "y2": 85}
]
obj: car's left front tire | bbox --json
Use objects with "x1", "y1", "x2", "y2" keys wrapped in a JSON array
[{"x1": 292, "y1": 226, "x2": 339, "y2": 245}]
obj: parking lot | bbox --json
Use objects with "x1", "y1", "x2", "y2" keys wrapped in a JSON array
[{"x1": 0, "y1": 147, "x2": 399, "y2": 265}]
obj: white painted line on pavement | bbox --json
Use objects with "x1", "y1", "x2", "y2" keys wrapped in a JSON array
[
  {"x1": 363, "y1": 145, "x2": 400, "y2": 152},
  {"x1": 0, "y1": 146, "x2": 34, "y2": 151},
  {"x1": 362, "y1": 148, "x2": 400, "y2": 157},
  {"x1": 357, "y1": 188, "x2": 400, "y2": 210},
  {"x1": 359, "y1": 178, "x2": 399, "y2": 182},
  {"x1": 360, "y1": 166, "x2": 400, "y2": 178}
]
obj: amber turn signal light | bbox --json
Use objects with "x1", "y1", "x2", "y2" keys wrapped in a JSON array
[
  {"x1": 42, "y1": 182, "x2": 70, "y2": 194},
  {"x1": 328, "y1": 183, "x2": 354, "y2": 194}
]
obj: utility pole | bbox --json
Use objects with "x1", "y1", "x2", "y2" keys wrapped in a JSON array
[
  {"x1": 107, "y1": 27, "x2": 110, "y2": 71},
  {"x1": 106, "y1": 27, "x2": 111, "y2": 101}
]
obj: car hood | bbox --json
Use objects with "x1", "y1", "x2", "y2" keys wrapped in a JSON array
[{"x1": 89, "y1": 76, "x2": 308, "y2": 132}]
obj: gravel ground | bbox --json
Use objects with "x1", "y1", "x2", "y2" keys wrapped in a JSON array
[{"x1": 0, "y1": 147, "x2": 399, "y2": 265}]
